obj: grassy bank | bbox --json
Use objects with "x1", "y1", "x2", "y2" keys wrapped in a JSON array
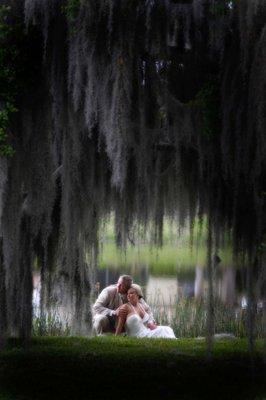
[
  {"x1": 98, "y1": 242, "x2": 206, "y2": 274},
  {"x1": 98, "y1": 242, "x2": 234, "y2": 275},
  {"x1": 0, "y1": 337, "x2": 265, "y2": 400},
  {"x1": 97, "y1": 217, "x2": 234, "y2": 275}
]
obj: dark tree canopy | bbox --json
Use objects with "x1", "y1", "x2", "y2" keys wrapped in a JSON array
[{"x1": 0, "y1": 0, "x2": 265, "y2": 340}]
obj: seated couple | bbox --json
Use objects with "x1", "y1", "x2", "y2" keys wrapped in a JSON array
[{"x1": 92, "y1": 275, "x2": 176, "y2": 338}]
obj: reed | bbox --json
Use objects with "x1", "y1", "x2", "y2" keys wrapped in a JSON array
[
  {"x1": 32, "y1": 295, "x2": 263, "y2": 339},
  {"x1": 149, "y1": 296, "x2": 264, "y2": 339},
  {"x1": 32, "y1": 312, "x2": 71, "y2": 337}
]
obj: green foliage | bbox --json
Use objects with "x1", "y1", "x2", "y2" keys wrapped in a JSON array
[
  {"x1": 0, "y1": 6, "x2": 12, "y2": 38},
  {"x1": 0, "y1": 103, "x2": 16, "y2": 156},
  {"x1": 196, "y1": 81, "x2": 221, "y2": 139},
  {"x1": 187, "y1": 80, "x2": 221, "y2": 139},
  {"x1": 0, "y1": 5, "x2": 18, "y2": 157},
  {"x1": 210, "y1": 1, "x2": 232, "y2": 16},
  {"x1": 62, "y1": 0, "x2": 81, "y2": 21}
]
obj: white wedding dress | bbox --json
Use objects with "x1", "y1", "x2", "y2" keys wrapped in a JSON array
[{"x1": 125, "y1": 309, "x2": 176, "y2": 339}]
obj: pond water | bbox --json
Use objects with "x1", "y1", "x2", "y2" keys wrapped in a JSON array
[{"x1": 94, "y1": 264, "x2": 246, "y2": 308}]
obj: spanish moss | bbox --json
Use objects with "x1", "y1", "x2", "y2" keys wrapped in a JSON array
[{"x1": 0, "y1": 0, "x2": 265, "y2": 347}]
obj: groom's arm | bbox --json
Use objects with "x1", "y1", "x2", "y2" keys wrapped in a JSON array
[{"x1": 92, "y1": 288, "x2": 115, "y2": 317}]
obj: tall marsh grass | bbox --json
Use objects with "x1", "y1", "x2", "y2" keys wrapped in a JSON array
[
  {"x1": 32, "y1": 312, "x2": 71, "y2": 336},
  {"x1": 32, "y1": 297, "x2": 264, "y2": 339},
  {"x1": 150, "y1": 296, "x2": 264, "y2": 338}
]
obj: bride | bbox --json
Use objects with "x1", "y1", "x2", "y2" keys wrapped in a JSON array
[{"x1": 115, "y1": 284, "x2": 176, "y2": 338}]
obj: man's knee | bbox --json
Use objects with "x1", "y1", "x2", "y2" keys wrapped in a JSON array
[{"x1": 92, "y1": 315, "x2": 110, "y2": 335}]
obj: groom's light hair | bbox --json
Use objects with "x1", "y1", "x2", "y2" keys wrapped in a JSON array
[{"x1": 119, "y1": 275, "x2": 133, "y2": 290}]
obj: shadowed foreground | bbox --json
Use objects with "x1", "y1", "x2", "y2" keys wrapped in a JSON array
[{"x1": 0, "y1": 337, "x2": 265, "y2": 400}]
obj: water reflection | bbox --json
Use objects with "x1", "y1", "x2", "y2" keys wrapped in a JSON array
[
  {"x1": 219, "y1": 267, "x2": 236, "y2": 306},
  {"x1": 194, "y1": 266, "x2": 204, "y2": 299},
  {"x1": 32, "y1": 265, "x2": 245, "y2": 312},
  {"x1": 146, "y1": 276, "x2": 178, "y2": 304},
  {"x1": 93, "y1": 264, "x2": 251, "y2": 310}
]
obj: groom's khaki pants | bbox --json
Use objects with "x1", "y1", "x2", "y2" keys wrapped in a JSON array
[{"x1": 92, "y1": 314, "x2": 114, "y2": 335}]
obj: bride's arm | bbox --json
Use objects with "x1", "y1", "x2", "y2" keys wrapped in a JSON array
[
  {"x1": 140, "y1": 298, "x2": 154, "y2": 319},
  {"x1": 115, "y1": 304, "x2": 128, "y2": 335},
  {"x1": 139, "y1": 301, "x2": 157, "y2": 330}
]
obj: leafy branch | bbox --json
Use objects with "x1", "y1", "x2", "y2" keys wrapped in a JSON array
[{"x1": 0, "y1": 5, "x2": 19, "y2": 157}]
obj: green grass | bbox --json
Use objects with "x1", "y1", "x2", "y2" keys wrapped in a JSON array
[
  {"x1": 98, "y1": 242, "x2": 234, "y2": 275},
  {"x1": 97, "y1": 216, "x2": 234, "y2": 275},
  {"x1": 0, "y1": 337, "x2": 265, "y2": 400}
]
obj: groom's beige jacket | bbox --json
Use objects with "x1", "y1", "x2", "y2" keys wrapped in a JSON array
[{"x1": 92, "y1": 284, "x2": 154, "y2": 321}]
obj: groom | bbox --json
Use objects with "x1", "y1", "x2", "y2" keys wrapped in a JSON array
[{"x1": 92, "y1": 274, "x2": 154, "y2": 335}]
